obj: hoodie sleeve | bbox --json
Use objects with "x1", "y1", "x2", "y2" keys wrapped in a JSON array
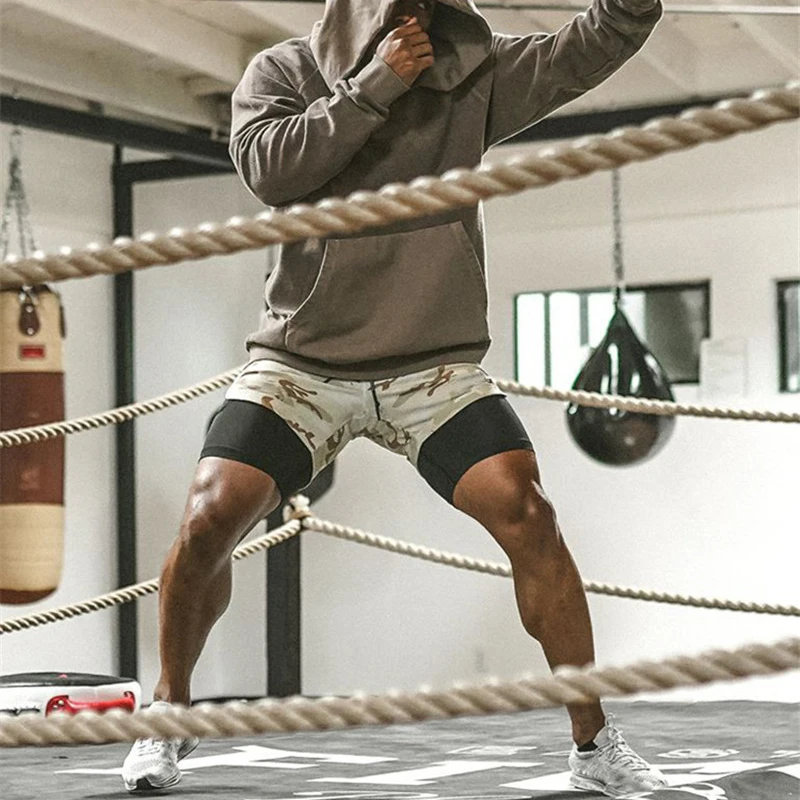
[
  {"x1": 230, "y1": 50, "x2": 410, "y2": 207},
  {"x1": 485, "y1": 0, "x2": 662, "y2": 147}
]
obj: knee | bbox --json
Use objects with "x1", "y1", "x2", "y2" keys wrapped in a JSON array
[
  {"x1": 489, "y1": 481, "x2": 560, "y2": 559},
  {"x1": 176, "y1": 480, "x2": 241, "y2": 567},
  {"x1": 491, "y1": 477, "x2": 557, "y2": 531}
]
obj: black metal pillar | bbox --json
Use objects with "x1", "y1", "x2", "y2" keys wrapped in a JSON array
[
  {"x1": 266, "y1": 464, "x2": 335, "y2": 697},
  {"x1": 113, "y1": 146, "x2": 138, "y2": 680},
  {"x1": 266, "y1": 509, "x2": 302, "y2": 697}
]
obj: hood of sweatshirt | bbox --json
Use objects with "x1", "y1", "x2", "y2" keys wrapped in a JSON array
[{"x1": 310, "y1": 0, "x2": 493, "y2": 92}]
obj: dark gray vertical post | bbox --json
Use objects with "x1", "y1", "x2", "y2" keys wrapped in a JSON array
[
  {"x1": 113, "y1": 146, "x2": 138, "y2": 679},
  {"x1": 267, "y1": 509, "x2": 302, "y2": 697},
  {"x1": 266, "y1": 464, "x2": 335, "y2": 697}
]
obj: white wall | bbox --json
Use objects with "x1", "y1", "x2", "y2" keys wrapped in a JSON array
[{"x1": 0, "y1": 125, "x2": 117, "y2": 678}]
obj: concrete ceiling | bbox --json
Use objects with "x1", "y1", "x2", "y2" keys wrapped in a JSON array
[{"x1": 0, "y1": 0, "x2": 797, "y2": 132}]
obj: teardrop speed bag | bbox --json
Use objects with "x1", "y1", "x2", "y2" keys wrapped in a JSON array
[{"x1": 566, "y1": 307, "x2": 675, "y2": 466}]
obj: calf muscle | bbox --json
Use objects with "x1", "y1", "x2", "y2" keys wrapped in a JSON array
[
  {"x1": 154, "y1": 458, "x2": 280, "y2": 705},
  {"x1": 454, "y1": 449, "x2": 606, "y2": 744}
]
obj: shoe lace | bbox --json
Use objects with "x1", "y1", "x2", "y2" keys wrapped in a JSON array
[
  {"x1": 132, "y1": 737, "x2": 173, "y2": 757},
  {"x1": 604, "y1": 717, "x2": 652, "y2": 774}
]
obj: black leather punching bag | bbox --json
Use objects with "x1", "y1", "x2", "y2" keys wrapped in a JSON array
[{"x1": 566, "y1": 306, "x2": 675, "y2": 465}]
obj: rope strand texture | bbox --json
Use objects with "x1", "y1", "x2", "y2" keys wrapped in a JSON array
[
  {"x1": 0, "y1": 367, "x2": 241, "y2": 448},
  {"x1": 495, "y1": 379, "x2": 800, "y2": 423},
  {"x1": 3, "y1": 511, "x2": 795, "y2": 637},
  {"x1": 1, "y1": 367, "x2": 797, "y2": 450},
  {"x1": 0, "y1": 637, "x2": 796, "y2": 747},
  {"x1": 304, "y1": 516, "x2": 800, "y2": 616},
  {"x1": 1, "y1": 83, "x2": 797, "y2": 290},
  {"x1": 0, "y1": 520, "x2": 302, "y2": 635}
]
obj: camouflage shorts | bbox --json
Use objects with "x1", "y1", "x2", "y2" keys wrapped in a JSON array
[{"x1": 225, "y1": 360, "x2": 505, "y2": 482}]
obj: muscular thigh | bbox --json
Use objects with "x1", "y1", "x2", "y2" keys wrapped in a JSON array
[
  {"x1": 201, "y1": 399, "x2": 314, "y2": 502},
  {"x1": 416, "y1": 394, "x2": 534, "y2": 505}
]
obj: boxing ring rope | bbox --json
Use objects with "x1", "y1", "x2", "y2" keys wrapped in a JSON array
[
  {"x1": 1, "y1": 83, "x2": 798, "y2": 749},
  {"x1": 0, "y1": 367, "x2": 242, "y2": 448},
  {"x1": 1, "y1": 362, "x2": 798, "y2": 451},
  {"x1": 301, "y1": 511, "x2": 800, "y2": 617},
  {"x1": 1, "y1": 635, "x2": 797, "y2": 747},
  {"x1": 0, "y1": 519, "x2": 303, "y2": 634},
  {"x1": 2, "y1": 498, "x2": 797, "y2": 637},
  {"x1": 493, "y1": 379, "x2": 800, "y2": 423},
  {"x1": 1, "y1": 82, "x2": 797, "y2": 290}
]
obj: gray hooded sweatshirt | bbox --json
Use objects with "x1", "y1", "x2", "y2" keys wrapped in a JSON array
[{"x1": 230, "y1": 0, "x2": 662, "y2": 379}]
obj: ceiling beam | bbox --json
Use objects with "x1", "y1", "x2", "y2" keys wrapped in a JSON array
[
  {"x1": 8, "y1": 0, "x2": 251, "y2": 88},
  {"x1": 0, "y1": 25, "x2": 222, "y2": 129},
  {"x1": 0, "y1": 94, "x2": 232, "y2": 166},
  {"x1": 186, "y1": 76, "x2": 237, "y2": 98},
  {"x1": 155, "y1": 0, "x2": 293, "y2": 44},
  {"x1": 233, "y1": 0, "x2": 323, "y2": 38},
  {"x1": 633, "y1": 17, "x2": 697, "y2": 94},
  {"x1": 708, "y1": 0, "x2": 799, "y2": 72}
]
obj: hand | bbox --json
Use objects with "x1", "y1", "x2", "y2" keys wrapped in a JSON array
[{"x1": 376, "y1": 17, "x2": 434, "y2": 86}]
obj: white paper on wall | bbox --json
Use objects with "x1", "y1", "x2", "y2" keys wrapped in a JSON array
[{"x1": 700, "y1": 337, "x2": 749, "y2": 399}]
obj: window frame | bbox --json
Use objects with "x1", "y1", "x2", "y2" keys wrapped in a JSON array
[
  {"x1": 513, "y1": 280, "x2": 712, "y2": 387},
  {"x1": 777, "y1": 279, "x2": 800, "y2": 394}
]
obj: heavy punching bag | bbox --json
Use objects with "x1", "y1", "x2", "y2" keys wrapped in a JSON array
[
  {"x1": 566, "y1": 169, "x2": 675, "y2": 466},
  {"x1": 0, "y1": 287, "x2": 66, "y2": 603},
  {"x1": 0, "y1": 129, "x2": 66, "y2": 602},
  {"x1": 566, "y1": 305, "x2": 675, "y2": 465}
]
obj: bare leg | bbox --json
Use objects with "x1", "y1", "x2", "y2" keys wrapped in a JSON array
[
  {"x1": 453, "y1": 449, "x2": 606, "y2": 745},
  {"x1": 153, "y1": 457, "x2": 280, "y2": 705}
]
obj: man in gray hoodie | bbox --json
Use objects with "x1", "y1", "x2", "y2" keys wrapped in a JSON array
[{"x1": 123, "y1": 1, "x2": 668, "y2": 796}]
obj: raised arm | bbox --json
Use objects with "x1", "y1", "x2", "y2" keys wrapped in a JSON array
[
  {"x1": 486, "y1": 0, "x2": 663, "y2": 147},
  {"x1": 229, "y1": 50, "x2": 409, "y2": 207}
]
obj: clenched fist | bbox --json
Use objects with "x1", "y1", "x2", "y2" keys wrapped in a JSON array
[{"x1": 376, "y1": 17, "x2": 434, "y2": 87}]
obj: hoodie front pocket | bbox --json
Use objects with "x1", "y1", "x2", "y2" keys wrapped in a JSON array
[{"x1": 285, "y1": 222, "x2": 489, "y2": 364}]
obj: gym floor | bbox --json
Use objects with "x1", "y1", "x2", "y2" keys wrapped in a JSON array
[{"x1": 3, "y1": 700, "x2": 798, "y2": 800}]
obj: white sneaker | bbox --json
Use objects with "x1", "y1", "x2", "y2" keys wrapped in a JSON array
[
  {"x1": 568, "y1": 715, "x2": 667, "y2": 798},
  {"x1": 121, "y1": 702, "x2": 199, "y2": 793}
]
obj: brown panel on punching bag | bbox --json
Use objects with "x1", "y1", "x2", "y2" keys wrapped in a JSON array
[
  {"x1": 0, "y1": 373, "x2": 65, "y2": 505},
  {"x1": 0, "y1": 288, "x2": 65, "y2": 604}
]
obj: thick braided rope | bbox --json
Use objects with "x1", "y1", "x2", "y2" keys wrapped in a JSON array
[
  {"x1": 304, "y1": 515, "x2": 800, "y2": 616},
  {"x1": 0, "y1": 520, "x2": 302, "y2": 635},
  {"x1": 2, "y1": 508, "x2": 796, "y2": 635},
  {"x1": 1, "y1": 637, "x2": 797, "y2": 747},
  {"x1": 496, "y1": 379, "x2": 800, "y2": 423},
  {"x1": 1, "y1": 368, "x2": 797, "y2": 451},
  {"x1": 1, "y1": 83, "x2": 797, "y2": 290},
  {"x1": 0, "y1": 367, "x2": 242, "y2": 448}
]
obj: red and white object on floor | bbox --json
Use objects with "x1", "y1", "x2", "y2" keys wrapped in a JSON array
[{"x1": 0, "y1": 672, "x2": 141, "y2": 716}]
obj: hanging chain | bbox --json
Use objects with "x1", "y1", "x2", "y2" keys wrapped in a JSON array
[
  {"x1": 1, "y1": 127, "x2": 38, "y2": 262},
  {"x1": 611, "y1": 168, "x2": 625, "y2": 307},
  {"x1": 2, "y1": 127, "x2": 40, "y2": 312}
]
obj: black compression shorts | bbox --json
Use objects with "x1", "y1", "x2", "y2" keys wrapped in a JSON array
[{"x1": 201, "y1": 394, "x2": 533, "y2": 505}]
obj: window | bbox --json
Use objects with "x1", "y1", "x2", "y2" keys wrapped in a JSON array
[
  {"x1": 515, "y1": 282, "x2": 710, "y2": 388},
  {"x1": 778, "y1": 280, "x2": 800, "y2": 393}
]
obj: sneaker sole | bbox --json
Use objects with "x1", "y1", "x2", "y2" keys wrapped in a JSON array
[
  {"x1": 124, "y1": 772, "x2": 181, "y2": 793},
  {"x1": 122, "y1": 738, "x2": 200, "y2": 793},
  {"x1": 570, "y1": 775, "x2": 651, "y2": 798}
]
